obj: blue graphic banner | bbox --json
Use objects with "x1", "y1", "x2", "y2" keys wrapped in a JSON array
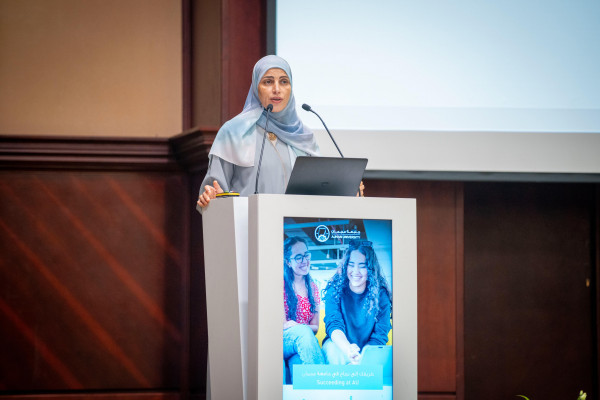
[{"x1": 293, "y1": 365, "x2": 383, "y2": 390}]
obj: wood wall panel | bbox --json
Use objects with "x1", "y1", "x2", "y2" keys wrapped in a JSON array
[
  {"x1": 189, "y1": 0, "x2": 222, "y2": 129},
  {"x1": 365, "y1": 179, "x2": 462, "y2": 395},
  {"x1": 0, "y1": 170, "x2": 188, "y2": 392},
  {"x1": 0, "y1": 394, "x2": 180, "y2": 400},
  {"x1": 0, "y1": 136, "x2": 179, "y2": 171},
  {"x1": 169, "y1": 130, "x2": 212, "y2": 394},
  {"x1": 0, "y1": 130, "x2": 463, "y2": 399},
  {"x1": 188, "y1": 172, "x2": 208, "y2": 395},
  {"x1": 464, "y1": 182, "x2": 596, "y2": 400},
  {"x1": 418, "y1": 395, "x2": 456, "y2": 400},
  {"x1": 221, "y1": 0, "x2": 266, "y2": 122},
  {"x1": 597, "y1": 185, "x2": 600, "y2": 400}
]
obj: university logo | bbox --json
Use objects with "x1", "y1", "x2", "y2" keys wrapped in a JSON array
[{"x1": 314, "y1": 225, "x2": 330, "y2": 243}]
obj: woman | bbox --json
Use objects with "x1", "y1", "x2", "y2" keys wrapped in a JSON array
[
  {"x1": 197, "y1": 55, "x2": 320, "y2": 208},
  {"x1": 322, "y1": 239, "x2": 391, "y2": 365},
  {"x1": 283, "y1": 236, "x2": 325, "y2": 372}
]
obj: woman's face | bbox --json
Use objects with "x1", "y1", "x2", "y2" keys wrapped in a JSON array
[
  {"x1": 257, "y1": 68, "x2": 291, "y2": 113},
  {"x1": 347, "y1": 250, "x2": 368, "y2": 294},
  {"x1": 288, "y1": 242, "x2": 310, "y2": 277}
]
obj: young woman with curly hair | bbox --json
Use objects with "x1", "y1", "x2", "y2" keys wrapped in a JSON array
[{"x1": 322, "y1": 239, "x2": 392, "y2": 365}]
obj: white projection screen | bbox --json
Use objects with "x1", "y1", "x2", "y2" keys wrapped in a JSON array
[{"x1": 270, "y1": 0, "x2": 600, "y2": 180}]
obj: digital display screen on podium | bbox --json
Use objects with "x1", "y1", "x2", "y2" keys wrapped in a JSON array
[{"x1": 283, "y1": 216, "x2": 393, "y2": 400}]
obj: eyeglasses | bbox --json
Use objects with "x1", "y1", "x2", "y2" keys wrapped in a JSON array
[
  {"x1": 291, "y1": 252, "x2": 312, "y2": 263},
  {"x1": 348, "y1": 239, "x2": 373, "y2": 248}
]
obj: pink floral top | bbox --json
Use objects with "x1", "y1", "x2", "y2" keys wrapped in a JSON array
[{"x1": 284, "y1": 281, "x2": 320, "y2": 324}]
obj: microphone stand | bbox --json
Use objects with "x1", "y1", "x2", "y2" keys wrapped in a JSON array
[
  {"x1": 254, "y1": 104, "x2": 273, "y2": 194},
  {"x1": 302, "y1": 103, "x2": 344, "y2": 158}
]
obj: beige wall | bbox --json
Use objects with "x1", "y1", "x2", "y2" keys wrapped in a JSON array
[{"x1": 0, "y1": 0, "x2": 182, "y2": 137}]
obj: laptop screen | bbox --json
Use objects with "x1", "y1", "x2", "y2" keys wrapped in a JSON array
[{"x1": 285, "y1": 156, "x2": 368, "y2": 196}]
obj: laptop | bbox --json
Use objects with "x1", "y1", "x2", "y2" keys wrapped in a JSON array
[
  {"x1": 285, "y1": 156, "x2": 368, "y2": 196},
  {"x1": 360, "y1": 345, "x2": 393, "y2": 386}
]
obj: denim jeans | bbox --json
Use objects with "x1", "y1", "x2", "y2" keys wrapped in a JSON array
[
  {"x1": 322, "y1": 338, "x2": 351, "y2": 365},
  {"x1": 283, "y1": 324, "x2": 325, "y2": 364}
]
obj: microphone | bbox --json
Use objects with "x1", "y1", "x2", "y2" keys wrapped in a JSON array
[
  {"x1": 254, "y1": 104, "x2": 273, "y2": 194},
  {"x1": 302, "y1": 103, "x2": 344, "y2": 158}
]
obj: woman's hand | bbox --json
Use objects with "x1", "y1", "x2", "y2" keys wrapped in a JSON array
[
  {"x1": 346, "y1": 343, "x2": 362, "y2": 364},
  {"x1": 283, "y1": 320, "x2": 299, "y2": 330},
  {"x1": 331, "y1": 329, "x2": 362, "y2": 365},
  {"x1": 197, "y1": 180, "x2": 224, "y2": 208}
]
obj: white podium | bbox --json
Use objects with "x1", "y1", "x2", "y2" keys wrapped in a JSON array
[{"x1": 200, "y1": 194, "x2": 417, "y2": 400}]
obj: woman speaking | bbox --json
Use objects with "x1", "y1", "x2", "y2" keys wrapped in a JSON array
[{"x1": 197, "y1": 55, "x2": 320, "y2": 208}]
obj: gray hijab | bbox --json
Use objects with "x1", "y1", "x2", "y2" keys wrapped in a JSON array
[{"x1": 209, "y1": 55, "x2": 320, "y2": 167}]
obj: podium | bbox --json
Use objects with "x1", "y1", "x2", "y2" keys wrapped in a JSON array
[{"x1": 200, "y1": 194, "x2": 417, "y2": 400}]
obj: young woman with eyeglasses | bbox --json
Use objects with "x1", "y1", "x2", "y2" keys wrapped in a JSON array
[
  {"x1": 283, "y1": 236, "x2": 325, "y2": 375},
  {"x1": 322, "y1": 239, "x2": 392, "y2": 365}
]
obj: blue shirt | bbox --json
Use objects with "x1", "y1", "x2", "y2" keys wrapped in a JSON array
[{"x1": 324, "y1": 286, "x2": 391, "y2": 350}]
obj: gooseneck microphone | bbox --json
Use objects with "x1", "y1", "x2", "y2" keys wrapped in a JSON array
[
  {"x1": 254, "y1": 104, "x2": 273, "y2": 194},
  {"x1": 302, "y1": 103, "x2": 344, "y2": 158}
]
